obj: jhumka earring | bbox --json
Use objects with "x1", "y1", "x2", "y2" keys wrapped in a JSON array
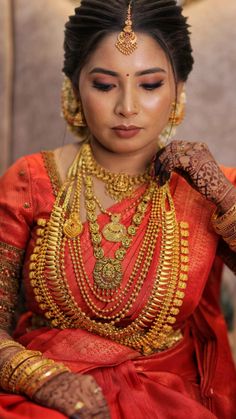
[
  {"x1": 115, "y1": 2, "x2": 137, "y2": 55},
  {"x1": 61, "y1": 77, "x2": 87, "y2": 128},
  {"x1": 169, "y1": 89, "x2": 186, "y2": 126},
  {"x1": 159, "y1": 89, "x2": 186, "y2": 148}
]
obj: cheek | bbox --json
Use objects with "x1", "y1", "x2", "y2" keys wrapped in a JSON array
[
  {"x1": 81, "y1": 92, "x2": 107, "y2": 125},
  {"x1": 144, "y1": 95, "x2": 172, "y2": 123},
  {"x1": 81, "y1": 92, "x2": 108, "y2": 117}
]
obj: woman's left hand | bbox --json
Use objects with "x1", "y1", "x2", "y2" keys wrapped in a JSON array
[{"x1": 154, "y1": 140, "x2": 235, "y2": 210}]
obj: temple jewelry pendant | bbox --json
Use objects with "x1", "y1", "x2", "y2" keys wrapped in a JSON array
[
  {"x1": 102, "y1": 214, "x2": 127, "y2": 242},
  {"x1": 93, "y1": 258, "x2": 122, "y2": 290},
  {"x1": 106, "y1": 174, "x2": 133, "y2": 201},
  {"x1": 63, "y1": 212, "x2": 83, "y2": 239}
]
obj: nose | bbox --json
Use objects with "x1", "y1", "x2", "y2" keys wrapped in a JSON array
[{"x1": 114, "y1": 86, "x2": 139, "y2": 118}]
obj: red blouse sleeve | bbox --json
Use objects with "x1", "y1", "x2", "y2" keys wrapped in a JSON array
[
  {"x1": 0, "y1": 157, "x2": 34, "y2": 330},
  {"x1": 0, "y1": 157, "x2": 34, "y2": 249}
]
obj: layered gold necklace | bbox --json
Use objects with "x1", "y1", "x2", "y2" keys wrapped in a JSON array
[{"x1": 29, "y1": 143, "x2": 189, "y2": 355}]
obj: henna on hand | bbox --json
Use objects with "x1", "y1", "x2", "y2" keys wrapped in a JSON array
[
  {"x1": 34, "y1": 371, "x2": 110, "y2": 418},
  {"x1": 155, "y1": 140, "x2": 235, "y2": 209}
]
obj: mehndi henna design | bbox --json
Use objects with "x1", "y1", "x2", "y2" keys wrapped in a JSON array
[
  {"x1": 155, "y1": 140, "x2": 236, "y2": 211},
  {"x1": 34, "y1": 372, "x2": 110, "y2": 418}
]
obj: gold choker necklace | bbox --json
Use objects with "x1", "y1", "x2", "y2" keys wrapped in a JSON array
[{"x1": 82, "y1": 144, "x2": 151, "y2": 201}]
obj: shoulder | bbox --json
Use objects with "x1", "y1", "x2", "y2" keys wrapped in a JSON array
[{"x1": 53, "y1": 142, "x2": 81, "y2": 183}]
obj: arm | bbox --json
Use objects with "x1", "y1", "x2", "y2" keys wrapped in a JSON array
[
  {"x1": 155, "y1": 140, "x2": 236, "y2": 269},
  {"x1": 0, "y1": 157, "x2": 109, "y2": 418}
]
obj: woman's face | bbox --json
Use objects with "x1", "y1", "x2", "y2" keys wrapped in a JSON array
[{"x1": 78, "y1": 32, "x2": 182, "y2": 156}]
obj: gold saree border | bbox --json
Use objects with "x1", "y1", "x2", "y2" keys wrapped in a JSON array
[{"x1": 41, "y1": 151, "x2": 62, "y2": 197}]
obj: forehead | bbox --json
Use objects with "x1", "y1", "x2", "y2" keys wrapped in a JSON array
[{"x1": 82, "y1": 32, "x2": 171, "y2": 74}]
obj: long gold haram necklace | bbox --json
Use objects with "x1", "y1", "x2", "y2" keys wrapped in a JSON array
[
  {"x1": 67, "y1": 184, "x2": 159, "y2": 320},
  {"x1": 81, "y1": 163, "x2": 155, "y2": 293},
  {"x1": 29, "y1": 145, "x2": 190, "y2": 354}
]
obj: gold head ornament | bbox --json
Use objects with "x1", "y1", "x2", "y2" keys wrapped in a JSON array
[{"x1": 115, "y1": 3, "x2": 137, "y2": 55}]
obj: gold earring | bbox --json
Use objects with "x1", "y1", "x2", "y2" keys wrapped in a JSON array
[
  {"x1": 61, "y1": 77, "x2": 87, "y2": 128},
  {"x1": 158, "y1": 89, "x2": 186, "y2": 148},
  {"x1": 168, "y1": 90, "x2": 186, "y2": 126}
]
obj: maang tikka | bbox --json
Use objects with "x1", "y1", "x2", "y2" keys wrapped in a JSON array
[{"x1": 115, "y1": 2, "x2": 137, "y2": 55}]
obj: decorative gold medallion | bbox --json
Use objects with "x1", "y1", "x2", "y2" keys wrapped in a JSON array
[
  {"x1": 106, "y1": 174, "x2": 132, "y2": 201},
  {"x1": 63, "y1": 212, "x2": 83, "y2": 238},
  {"x1": 93, "y1": 258, "x2": 122, "y2": 290},
  {"x1": 115, "y1": 3, "x2": 137, "y2": 55},
  {"x1": 102, "y1": 214, "x2": 127, "y2": 242}
]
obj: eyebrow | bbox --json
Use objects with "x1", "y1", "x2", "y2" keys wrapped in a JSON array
[{"x1": 89, "y1": 67, "x2": 166, "y2": 77}]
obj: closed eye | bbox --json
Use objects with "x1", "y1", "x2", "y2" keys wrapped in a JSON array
[
  {"x1": 92, "y1": 81, "x2": 115, "y2": 92},
  {"x1": 141, "y1": 81, "x2": 164, "y2": 90}
]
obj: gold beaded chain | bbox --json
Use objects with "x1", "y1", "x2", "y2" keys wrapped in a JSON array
[
  {"x1": 82, "y1": 166, "x2": 156, "y2": 293},
  {"x1": 29, "y1": 144, "x2": 189, "y2": 354},
  {"x1": 67, "y1": 184, "x2": 160, "y2": 319},
  {"x1": 82, "y1": 144, "x2": 151, "y2": 201}
]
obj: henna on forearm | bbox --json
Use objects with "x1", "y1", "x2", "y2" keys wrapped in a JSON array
[
  {"x1": 155, "y1": 140, "x2": 235, "y2": 209},
  {"x1": 34, "y1": 371, "x2": 110, "y2": 418},
  {"x1": 216, "y1": 187, "x2": 236, "y2": 215}
]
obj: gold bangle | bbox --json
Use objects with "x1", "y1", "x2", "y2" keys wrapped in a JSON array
[
  {"x1": 18, "y1": 359, "x2": 54, "y2": 389},
  {"x1": 24, "y1": 364, "x2": 70, "y2": 398},
  {"x1": 0, "y1": 340, "x2": 24, "y2": 352},
  {"x1": 0, "y1": 350, "x2": 41, "y2": 391},
  {"x1": 16, "y1": 359, "x2": 53, "y2": 394},
  {"x1": 8, "y1": 354, "x2": 42, "y2": 392},
  {"x1": 18, "y1": 358, "x2": 56, "y2": 389},
  {"x1": 212, "y1": 203, "x2": 236, "y2": 229}
]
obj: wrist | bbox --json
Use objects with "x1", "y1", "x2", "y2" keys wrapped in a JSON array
[{"x1": 215, "y1": 185, "x2": 236, "y2": 214}]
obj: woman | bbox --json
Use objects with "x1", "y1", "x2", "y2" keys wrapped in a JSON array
[{"x1": 0, "y1": 0, "x2": 236, "y2": 418}]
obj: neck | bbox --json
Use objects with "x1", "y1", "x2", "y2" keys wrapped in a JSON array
[{"x1": 90, "y1": 137, "x2": 158, "y2": 175}]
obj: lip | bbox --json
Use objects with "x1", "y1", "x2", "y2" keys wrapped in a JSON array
[
  {"x1": 112, "y1": 125, "x2": 142, "y2": 139},
  {"x1": 113, "y1": 125, "x2": 141, "y2": 130}
]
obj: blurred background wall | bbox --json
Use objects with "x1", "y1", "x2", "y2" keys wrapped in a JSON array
[{"x1": 0, "y1": 0, "x2": 236, "y2": 354}]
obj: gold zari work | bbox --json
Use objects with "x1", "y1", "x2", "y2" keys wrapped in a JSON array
[
  {"x1": 0, "y1": 241, "x2": 24, "y2": 330},
  {"x1": 29, "y1": 144, "x2": 190, "y2": 355}
]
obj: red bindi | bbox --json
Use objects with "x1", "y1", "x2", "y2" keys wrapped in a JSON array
[{"x1": 126, "y1": 74, "x2": 130, "y2": 77}]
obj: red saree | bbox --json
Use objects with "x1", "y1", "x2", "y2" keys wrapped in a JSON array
[{"x1": 0, "y1": 152, "x2": 235, "y2": 419}]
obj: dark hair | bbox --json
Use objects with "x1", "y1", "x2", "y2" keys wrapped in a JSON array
[{"x1": 63, "y1": 0, "x2": 194, "y2": 86}]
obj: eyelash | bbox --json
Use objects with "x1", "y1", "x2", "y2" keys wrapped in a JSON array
[{"x1": 92, "y1": 81, "x2": 164, "y2": 92}]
